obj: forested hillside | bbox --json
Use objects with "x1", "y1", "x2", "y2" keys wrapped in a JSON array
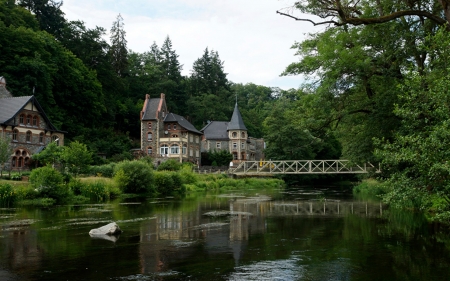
[{"x1": 0, "y1": 0, "x2": 290, "y2": 160}]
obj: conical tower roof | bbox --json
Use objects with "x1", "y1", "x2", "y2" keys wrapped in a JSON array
[{"x1": 228, "y1": 103, "x2": 247, "y2": 131}]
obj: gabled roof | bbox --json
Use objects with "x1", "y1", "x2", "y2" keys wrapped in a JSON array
[
  {"x1": 164, "y1": 113, "x2": 202, "y2": 135},
  {"x1": 0, "y1": 95, "x2": 62, "y2": 132},
  {"x1": 228, "y1": 103, "x2": 247, "y2": 131},
  {"x1": 201, "y1": 121, "x2": 229, "y2": 140},
  {"x1": 141, "y1": 97, "x2": 162, "y2": 121}
]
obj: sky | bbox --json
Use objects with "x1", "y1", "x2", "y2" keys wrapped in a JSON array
[{"x1": 61, "y1": 0, "x2": 323, "y2": 90}]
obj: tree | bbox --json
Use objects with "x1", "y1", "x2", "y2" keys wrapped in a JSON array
[
  {"x1": 0, "y1": 135, "x2": 12, "y2": 177},
  {"x1": 60, "y1": 141, "x2": 92, "y2": 176},
  {"x1": 32, "y1": 142, "x2": 62, "y2": 167},
  {"x1": 110, "y1": 13, "x2": 128, "y2": 77},
  {"x1": 277, "y1": 0, "x2": 450, "y2": 29}
]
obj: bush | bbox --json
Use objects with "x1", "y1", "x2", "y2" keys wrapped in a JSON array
[
  {"x1": 0, "y1": 183, "x2": 17, "y2": 207},
  {"x1": 90, "y1": 163, "x2": 116, "y2": 178},
  {"x1": 113, "y1": 160, "x2": 154, "y2": 193},
  {"x1": 154, "y1": 171, "x2": 185, "y2": 195},
  {"x1": 29, "y1": 166, "x2": 70, "y2": 203},
  {"x1": 157, "y1": 159, "x2": 182, "y2": 171},
  {"x1": 179, "y1": 166, "x2": 198, "y2": 185},
  {"x1": 80, "y1": 181, "x2": 109, "y2": 202}
]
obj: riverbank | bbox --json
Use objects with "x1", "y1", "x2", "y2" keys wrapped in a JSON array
[{"x1": 0, "y1": 167, "x2": 285, "y2": 208}]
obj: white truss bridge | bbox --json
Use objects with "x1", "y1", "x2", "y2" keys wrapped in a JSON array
[{"x1": 229, "y1": 160, "x2": 380, "y2": 176}]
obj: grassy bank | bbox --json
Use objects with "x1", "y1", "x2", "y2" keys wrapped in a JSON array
[
  {"x1": 352, "y1": 178, "x2": 388, "y2": 201},
  {"x1": 1, "y1": 164, "x2": 285, "y2": 207}
]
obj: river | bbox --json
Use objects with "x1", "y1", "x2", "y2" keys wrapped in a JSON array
[{"x1": 0, "y1": 186, "x2": 449, "y2": 281}]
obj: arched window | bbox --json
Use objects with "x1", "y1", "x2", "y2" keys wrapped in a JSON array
[
  {"x1": 147, "y1": 132, "x2": 152, "y2": 141},
  {"x1": 18, "y1": 157, "x2": 23, "y2": 167},
  {"x1": 232, "y1": 132, "x2": 237, "y2": 138},
  {"x1": 170, "y1": 145, "x2": 179, "y2": 154},
  {"x1": 167, "y1": 124, "x2": 171, "y2": 130},
  {"x1": 147, "y1": 122, "x2": 152, "y2": 129},
  {"x1": 39, "y1": 132, "x2": 44, "y2": 143},
  {"x1": 33, "y1": 116, "x2": 39, "y2": 127},
  {"x1": 147, "y1": 147, "x2": 152, "y2": 155},
  {"x1": 171, "y1": 134, "x2": 178, "y2": 138},
  {"x1": 19, "y1": 114, "x2": 24, "y2": 124},
  {"x1": 26, "y1": 131, "x2": 32, "y2": 142},
  {"x1": 26, "y1": 115, "x2": 31, "y2": 125},
  {"x1": 160, "y1": 144, "x2": 168, "y2": 155},
  {"x1": 12, "y1": 157, "x2": 17, "y2": 167},
  {"x1": 182, "y1": 144, "x2": 187, "y2": 155},
  {"x1": 173, "y1": 124, "x2": 177, "y2": 130},
  {"x1": 241, "y1": 132, "x2": 246, "y2": 138},
  {"x1": 12, "y1": 129, "x2": 18, "y2": 141}
]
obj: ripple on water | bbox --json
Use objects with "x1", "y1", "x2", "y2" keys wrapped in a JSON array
[
  {"x1": 113, "y1": 271, "x2": 181, "y2": 280},
  {"x1": 227, "y1": 256, "x2": 304, "y2": 281}
]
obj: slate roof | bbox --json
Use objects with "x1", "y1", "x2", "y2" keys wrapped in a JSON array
[
  {"x1": 0, "y1": 95, "x2": 62, "y2": 132},
  {"x1": 164, "y1": 113, "x2": 202, "y2": 135},
  {"x1": 141, "y1": 98, "x2": 162, "y2": 121},
  {"x1": 228, "y1": 103, "x2": 247, "y2": 131},
  {"x1": 201, "y1": 121, "x2": 229, "y2": 140}
]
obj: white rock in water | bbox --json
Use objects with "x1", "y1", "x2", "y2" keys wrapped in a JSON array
[{"x1": 89, "y1": 222, "x2": 122, "y2": 236}]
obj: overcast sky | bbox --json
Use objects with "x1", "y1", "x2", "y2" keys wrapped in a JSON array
[{"x1": 61, "y1": 0, "x2": 323, "y2": 90}]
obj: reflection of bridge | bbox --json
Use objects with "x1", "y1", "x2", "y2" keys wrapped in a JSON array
[
  {"x1": 259, "y1": 201, "x2": 385, "y2": 217},
  {"x1": 229, "y1": 160, "x2": 380, "y2": 176}
]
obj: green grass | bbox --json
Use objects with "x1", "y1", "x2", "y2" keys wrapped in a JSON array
[{"x1": 353, "y1": 178, "x2": 388, "y2": 201}]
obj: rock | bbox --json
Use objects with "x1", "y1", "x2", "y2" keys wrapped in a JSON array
[
  {"x1": 89, "y1": 234, "x2": 120, "y2": 242},
  {"x1": 89, "y1": 222, "x2": 122, "y2": 236}
]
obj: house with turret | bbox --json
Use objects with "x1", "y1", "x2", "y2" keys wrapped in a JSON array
[
  {"x1": 0, "y1": 77, "x2": 65, "y2": 171},
  {"x1": 200, "y1": 103, "x2": 265, "y2": 164}
]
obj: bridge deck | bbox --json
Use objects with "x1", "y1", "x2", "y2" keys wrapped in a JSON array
[{"x1": 229, "y1": 160, "x2": 380, "y2": 175}]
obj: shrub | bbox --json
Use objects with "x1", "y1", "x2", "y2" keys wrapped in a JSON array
[
  {"x1": 90, "y1": 163, "x2": 116, "y2": 178},
  {"x1": 29, "y1": 166, "x2": 70, "y2": 203},
  {"x1": 68, "y1": 178, "x2": 84, "y2": 195},
  {"x1": 157, "y1": 159, "x2": 182, "y2": 171},
  {"x1": 154, "y1": 172, "x2": 174, "y2": 195},
  {"x1": 80, "y1": 181, "x2": 109, "y2": 202},
  {"x1": 179, "y1": 166, "x2": 198, "y2": 185},
  {"x1": 113, "y1": 160, "x2": 154, "y2": 193},
  {"x1": 0, "y1": 183, "x2": 17, "y2": 207}
]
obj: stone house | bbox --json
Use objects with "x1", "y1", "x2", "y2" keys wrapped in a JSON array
[
  {"x1": 140, "y1": 94, "x2": 202, "y2": 164},
  {"x1": 0, "y1": 77, "x2": 65, "y2": 171},
  {"x1": 200, "y1": 103, "x2": 265, "y2": 164}
]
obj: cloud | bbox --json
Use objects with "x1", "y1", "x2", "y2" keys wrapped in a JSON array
[{"x1": 61, "y1": 0, "x2": 322, "y2": 89}]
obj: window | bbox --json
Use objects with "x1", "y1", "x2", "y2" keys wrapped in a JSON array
[
  {"x1": 12, "y1": 129, "x2": 18, "y2": 141},
  {"x1": 195, "y1": 136, "x2": 199, "y2": 143},
  {"x1": 241, "y1": 132, "x2": 246, "y2": 138},
  {"x1": 171, "y1": 134, "x2": 178, "y2": 138},
  {"x1": 52, "y1": 135, "x2": 60, "y2": 146},
  {"x1": 162, "y1": 111, "x2": 165, "y2": 117},
  {"x1": 196, "y1": 150, "x2": 199, "y2": 157},
  {"x1": 39, "y1": 133, "x2": 44, "y2": 143},
  {"x1": 147, "y1": 122, "x2": 152, "y2": 129},
  {"x1": 26, "y1": 115, "x2": 31, "y2": 125},
  {"x1": 168, "y1": 124, "x2": 171, "y2": 130},
  {"x1": 19, "y1": 114, "x2": 24, "y2": 124},
  {"x1": 33, "y1": 116, "x2": 38, "y2": 127},
  {"x1": 173, "y1": 124, "x2": 177, "y2": 130},
  {"x1": 190, "y1": 149, "x2": 193, "y2": 156},
  {"x1": 160, "y1": 144, "x2": 169, "y2": 155},
  {"x1": 26, "y1": 131, "x2": 32, "y2": 142},
  {"x1": 233, "y1": 152, "x2": 238, "y2": 160},
  {"x1": 232, "y1": 132, "x2": 237, "y2": 138},
  {"x1": 147, "y1": 147, "x2": 152, "y2": 155},
  {"x1": 182, "y1": 144, "x2": 187, "y2": 154},
  {"x1": 147, "y1": 132, "x2": 152, "y2": 141},
  {"x1": 170, "y1": 145, "x2": 179, "y2": 154},
  {"x1": 233, "y1": 142, "x2": 237, "y2": 149},
  {"x1": 216, "y1": 142, "x2": 221, "y2": 149},
  {"x1": 12, "y1": 157, "x2": 16, "y2": 167},
  {"x1": 241, "y1": 142, "x2": 245, "y2": 149},
  {"x1": 190, "y1": 135, "x2": 193, "y2": 142}
]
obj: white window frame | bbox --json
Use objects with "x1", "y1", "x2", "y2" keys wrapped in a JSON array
[
  {"x1": 160, "y1": 144, "x2": 169, "y2": 155},
  {"x1": 170, "y1": 145, "x2": 179, "y2": 154},
  {"x1": 147, "y1": 147, "x2": 152, "y2": 155},
  {"x1": 147, "y1": 132, "x2": 152, "y2": 141},
  {"x1": 216, "y1": 142, "x2": 221, "y2": 149}
]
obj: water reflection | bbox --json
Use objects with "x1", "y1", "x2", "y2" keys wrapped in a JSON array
[{"x1": 0, "y1": 188, "x2": 449, "y2": 280}]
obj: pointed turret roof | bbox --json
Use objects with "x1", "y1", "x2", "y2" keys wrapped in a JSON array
[{"x1": 227, "y1": 103, "x2": 247, "y2": 131}]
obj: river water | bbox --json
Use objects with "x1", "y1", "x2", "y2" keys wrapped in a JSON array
[{"x1": 0, "y1": 186, "x2": 449, "y2": 281}]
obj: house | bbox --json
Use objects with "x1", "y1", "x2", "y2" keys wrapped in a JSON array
[
  {"x1": 0, "y1": 77, "x2": 65, "y2": 171},
  {"x1": 200, "y1": 103, "x2": 265, "y2": 163},
  {"x1": 140, "y1": 94, "x2": 202, "y2": 164}
]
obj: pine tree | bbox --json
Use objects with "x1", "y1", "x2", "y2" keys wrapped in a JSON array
[{"x1": 109, "y1": 13, "x2": 128, "y2": 77}]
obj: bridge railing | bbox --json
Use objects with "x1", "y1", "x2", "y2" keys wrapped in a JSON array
[{"x1": 229, "y1": 160, "x2": 380, "y2": 175}]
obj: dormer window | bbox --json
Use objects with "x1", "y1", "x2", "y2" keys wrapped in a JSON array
[
  {"x1": 173, "y1": 124, "x2": 177, "y2": 130},
  {"x1": 168, "y1": 124, "x2": 171, "y2": 130}
]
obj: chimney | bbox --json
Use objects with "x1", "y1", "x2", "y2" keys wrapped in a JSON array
[
  {"x1": 145, "y1": 94, "x2": 150, "y2": 100},
  {"x1": 160, "y1": 93, "x2": 165, "y2": 99}
]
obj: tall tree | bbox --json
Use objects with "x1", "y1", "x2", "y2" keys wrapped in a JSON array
[
  {"x1": 110, "y1": 13, "x2": 128, "y2": 77},
  {"x1": 18, "y1": 0, "x2": 66, "y2": 39}
]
